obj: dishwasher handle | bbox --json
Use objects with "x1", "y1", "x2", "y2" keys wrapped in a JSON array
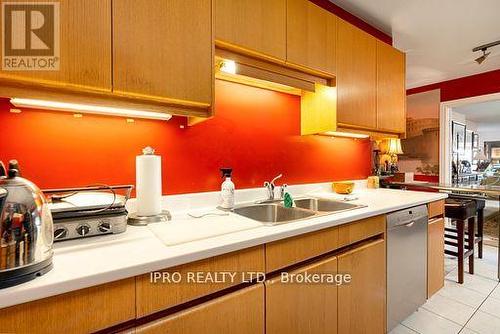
[
  {"x1": 402, "y1": 221, "x2": 415, "y2": 227},
  {"x1": 387, "y1": 216, "x2": 428, "y2": 230}
]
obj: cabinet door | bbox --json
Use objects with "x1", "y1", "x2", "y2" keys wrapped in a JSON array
[
  {"x1": 113, "y1": 0, "x2": 213, "y2": 105},
  {"x1": 336, "y1": 19, "x2": 377, "y2": 129},
  {"x1": 215, "y1": 0, "x2": 286, "y2": 61},
  {"x1": 286, "y1": 0, "x2": 336, "y2": 74},
  {"x1": 136, "y1": 284, "x2": 264, "y2": 334},
  {"x1": 338, "y1": 239, "x2": 386, "y2": 334},
  {"x1": 0, "y1": 0, "x2": 111, "y2": 90},
  {"x1": 136, "y1": 246, "x2": 264, "y2": 317},
  {"x1": 0, "y1": 278, "x2": 135, "y2": 334},
  {"x1": 428, "y1": 217, "x2": 445, "y2": 297},
  {"x1": 376, "y1": 41, "x2": 406, "y2": 133},
  {"x1": 266, "y1": 255, "x2": 338, "y2": 334}
]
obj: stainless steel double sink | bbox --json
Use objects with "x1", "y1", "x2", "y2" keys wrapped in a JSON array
[{"x1": 232, "y1": 197, "x2": 365, "y2": 225}]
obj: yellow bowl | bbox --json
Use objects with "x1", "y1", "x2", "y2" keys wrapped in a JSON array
[{"x1": 332, "y1": 182, "x2": 355, "y2": 194}]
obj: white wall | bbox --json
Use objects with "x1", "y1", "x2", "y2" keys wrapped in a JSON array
[
  {"x1": 450, "y1": 110, "x2": 478, "y2": 131},
  {"x1": 477, "y1": 123, "x2": 500, "y2": 147},
  {"x1": 451, "y1": 111, "x2": 500, "y2": 161}
]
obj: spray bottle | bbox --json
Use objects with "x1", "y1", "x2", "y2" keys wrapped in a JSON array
[{"x1": 219, "y1": 168, "x2": 235, "y2": 209}]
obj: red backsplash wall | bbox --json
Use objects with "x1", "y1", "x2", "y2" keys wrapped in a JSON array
[{"x1": 0, "y1": 80, "x2": 371, "y2": 195}]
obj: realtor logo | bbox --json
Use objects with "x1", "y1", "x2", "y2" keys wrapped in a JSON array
[{"x1": 2, "y1": 2, "x2": 59, "y2": 70}]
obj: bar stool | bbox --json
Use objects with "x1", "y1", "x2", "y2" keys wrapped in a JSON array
[
  {"x1": 447, "y1": 194, "x2": 485, "y2": 258},
  {"x1": 444, "y1": 198, "x2": 477, "y2": 284}
]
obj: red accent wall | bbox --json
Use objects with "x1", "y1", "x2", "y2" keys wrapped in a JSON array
[
  {"x1": 310, "y1": 0, "x2": 392, "y2": 45},
  {"x1": 0, "y1": 80, "x2": 371, "y2": 195},
  {"x1": 413, "y1": 175, "x2": 439, "y2": 183},
  {"x1": 407, "y1": 69, "x2": 500, "y2": 102}
]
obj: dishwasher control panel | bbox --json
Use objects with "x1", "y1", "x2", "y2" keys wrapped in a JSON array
[{"x1": 387, "y1": 205, "x2": 428, "y2": 229}]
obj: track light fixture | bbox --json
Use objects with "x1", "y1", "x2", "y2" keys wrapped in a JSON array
[{"x1": 472, "y1": 40, "x2": 500, "y2": 65}]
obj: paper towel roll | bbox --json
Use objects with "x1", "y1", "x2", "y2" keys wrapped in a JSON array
[{"x1": 136, "y1": 148, "x2": 162, "y2": 216}]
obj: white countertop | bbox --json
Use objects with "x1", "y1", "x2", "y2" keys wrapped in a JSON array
[{"x1": 0, "y1": 182, "x2": 447, "y2": 309}]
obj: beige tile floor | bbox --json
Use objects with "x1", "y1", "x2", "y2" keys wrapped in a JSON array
[{"x1": 391, "y1": 245, "x2": 500, "y2": 334}]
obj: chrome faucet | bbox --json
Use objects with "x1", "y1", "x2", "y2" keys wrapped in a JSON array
[{"x1": 263, "y1": 174, "x2": 287, "y2": 202}]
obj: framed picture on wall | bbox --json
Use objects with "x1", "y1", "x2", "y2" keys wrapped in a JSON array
[
  {"x1": 473, "y1": 133, "x2": 480, "y2": 149},
  {"x1": 465, "y1": 130, "x2": 473, "y2": 150},
  {"x1": 465, "y1": 130, "x2": 473, "y2": 162},
  {"x1": 452, "y1": 121, "x2": 466, "y2": 153}
]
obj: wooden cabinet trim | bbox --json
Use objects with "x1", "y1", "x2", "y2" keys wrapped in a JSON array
[{"x1": 136, "y1": 245, "x2": 265, "y2": 317}]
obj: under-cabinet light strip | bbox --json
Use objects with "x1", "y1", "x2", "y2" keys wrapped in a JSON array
[
  {"x1": 321, "y1": 131, "x2": 370, "y2": 139},
  {"x1": 9, "y1": 98, "x2": 172, "y2": 121}
]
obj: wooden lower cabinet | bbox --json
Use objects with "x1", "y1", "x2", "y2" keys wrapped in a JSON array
[
  {"x1": 0, "y1": 216, "x2": 390, "y2": 334},
  {"x1": 428, "y1": 200, "x2": 445, "y2": 219},
  {"x1": 266, "y1": 215, "x2": 385, "y2": 273},
  {"x1": 266, "y1": 255, "x2": 338, "y2": 334},
  {"x1": 338, "y1": 239, "x2": 386, "y2": 334},
  {"x1": 136, "y1": 246, "x2": 264, "y2": 317},
  {"x1": 428, "y1": 217, "x2": 445, "y2": 297},
  {"x1": 0, "y1": 278, "x2": 135, "y2": 334},
  {"x1": 135, "y1": 284, "x2": 264, "y2": 334}
]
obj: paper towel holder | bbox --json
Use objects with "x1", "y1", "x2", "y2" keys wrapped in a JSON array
[
  {"x1": 128, "y1": 146, "x2": 172, "y2": 226},
  {"x1": 128, "y1": 210, "x2": 172, "y2": 226}
]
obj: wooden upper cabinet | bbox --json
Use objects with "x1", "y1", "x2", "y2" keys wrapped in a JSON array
[
  {"x1": 286, "y1": 0, "x2": 336, "y2": 74},
  {"x1": 377, "y1": 40, "x2": 406, "y2": 133},
  {"x1": 0, "y1": 0, "x2": 111, "y2": 91},
  {"x1": 336, "y1": 19, "x2": 377, "y2": 129},
  {"x1": 215, "y1": 0, "x2": 286, "y2": 61},
  {"x1": 113, "y1": 0, "x2": 213, "y2": 105}
]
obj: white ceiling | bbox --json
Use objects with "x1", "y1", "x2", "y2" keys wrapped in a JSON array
[
  {"x1": 329, "y1": 0, "x2": 500, "y2": 89},
  {"x1": 453, "y1": 99, "x2": 500, "y2": 129}
]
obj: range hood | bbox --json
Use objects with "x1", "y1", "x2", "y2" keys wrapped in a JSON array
[
  {"x1": 214, "y1": 47, "x2": 367, "y2": 139},
  {"x1": 215, "y1": 47, "x2": 333, "y2": 94}
]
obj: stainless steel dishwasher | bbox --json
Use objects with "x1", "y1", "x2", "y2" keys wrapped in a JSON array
[{"x1": 387, "y1": 205, "x2": 429, "y2": 332}]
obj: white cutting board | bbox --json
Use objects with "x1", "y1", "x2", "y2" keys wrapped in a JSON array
[{"x1": 148, "y1": 214, "x2": 263, "y2": 246}]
